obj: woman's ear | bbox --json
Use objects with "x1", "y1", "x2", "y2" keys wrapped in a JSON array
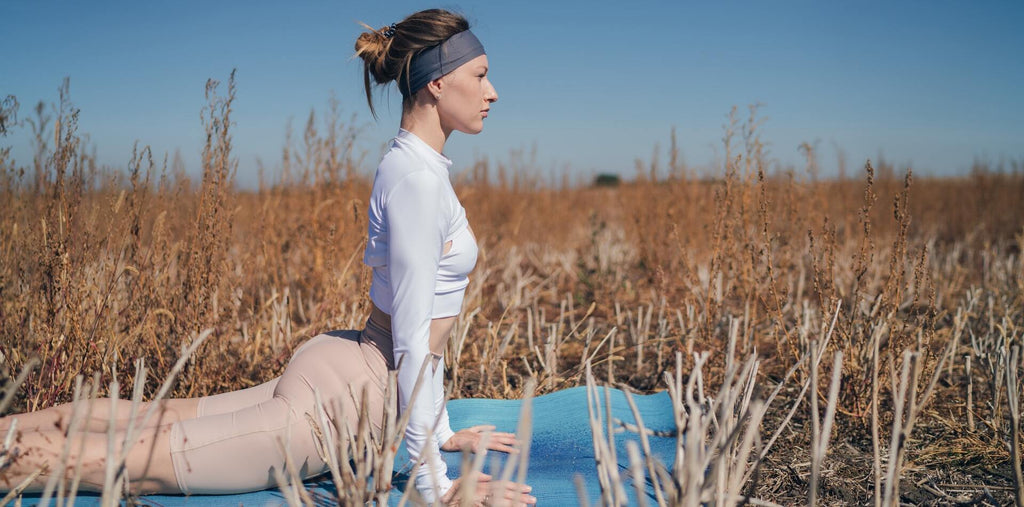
[{"x1": 425, "y1": 78, "x2": 444, "y2": 101}]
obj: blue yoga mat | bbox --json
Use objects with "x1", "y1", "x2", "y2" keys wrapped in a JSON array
[{"x1": 18, "y1": 386, "x2": 677, "y2": 505}]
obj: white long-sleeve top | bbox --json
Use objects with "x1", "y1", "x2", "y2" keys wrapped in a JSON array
[{"x1": 363, "y1": 128, "x2": 478, "y2": 501}]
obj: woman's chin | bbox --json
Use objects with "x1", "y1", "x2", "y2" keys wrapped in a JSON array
[{"x1": 454, "y1": 121, "x2": 485, "y2": 135}]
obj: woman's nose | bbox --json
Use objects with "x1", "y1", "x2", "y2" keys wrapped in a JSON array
[{"x1": 485, "y1": 78, "x2": 498, "y2": 103}]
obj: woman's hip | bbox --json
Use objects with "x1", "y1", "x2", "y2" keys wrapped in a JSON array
[{"x1": 276, "y1": 328, "x2": 390, "y2": 428}]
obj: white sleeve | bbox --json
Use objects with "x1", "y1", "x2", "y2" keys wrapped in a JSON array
[
  {"x1": 433, "y1": 353, "x2": 455, "y2": 448},
  {"x1": 384, "y1": 170, "x2": 453, "y2": 501}
]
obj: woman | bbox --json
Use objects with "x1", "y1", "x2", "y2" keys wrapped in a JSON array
[{"x1": 0, "y1": 8, "x2": 535, "y2": 506}]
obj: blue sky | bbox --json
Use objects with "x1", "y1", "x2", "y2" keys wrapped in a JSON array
[{"x1": 3, "y1": 1, "x2": 1022, "y2": 186}]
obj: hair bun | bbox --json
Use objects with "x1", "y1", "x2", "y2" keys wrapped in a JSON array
[
  {"x1": 354, "y1": 25, "x2": 394, "y2": 84},
  {"x1": 354, "y1": 9, "x2": 470, "y2": 118}
]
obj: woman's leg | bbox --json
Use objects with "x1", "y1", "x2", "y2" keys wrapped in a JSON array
[
  {"x1": 2, "y1": 378, "x2": 289, "y2": 494},
  {"x1": 168, "y1": 396, "x2": 316, "y2": 494},
  {"x1": 3, "y1": 332, "x2": 382, "y2": 496},
  {"x1": 1, "y1": 398, "x2": 200, "y2": 434},
  {"x1": 1, "y1": 420, "x2": 179, "y2": 494},
  {"x1": 1, "y1": 377, "x2": 281, "y2": 434}
]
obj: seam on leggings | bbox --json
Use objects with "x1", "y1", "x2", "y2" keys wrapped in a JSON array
[
  {"x1": 358, "y1": 330, "x2": 389, "y2": 393},
  {"x1": 195, "y1": 396, "x2": 209, "y2": 418},
  {"x1": 169, "y1": 422, "x2": 191, "y2": 495},
  {"x1": 362, "y1": 349, "x2": 388, "y2": 394}
]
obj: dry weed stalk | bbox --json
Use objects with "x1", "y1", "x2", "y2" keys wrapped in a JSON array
[
  {"x1": 1005, "y1": 345, "x2": 1024, "y2": 507},
  {"x1": 880, "y1": 336, "x2": 957, "y2": 505},
  {"x1": 808, "y1": 344, "x2": 842, "y2": 507}
]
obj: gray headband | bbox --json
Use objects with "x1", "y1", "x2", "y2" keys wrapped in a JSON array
[{"x1": 400, "y1": 29, "x2": 486, "y2": 98}]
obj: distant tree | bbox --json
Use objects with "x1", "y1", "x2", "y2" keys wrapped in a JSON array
[{"x1": 593, "y1": 173, "x2": 620, "y2": 187}]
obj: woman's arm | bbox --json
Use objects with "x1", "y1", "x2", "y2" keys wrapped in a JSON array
[
  {"x1": 432, "y1": 352, "x2": 456, "y2": 448},
  {"x1": 385, "y1": 169, "x2": 453, "y2": 501}
]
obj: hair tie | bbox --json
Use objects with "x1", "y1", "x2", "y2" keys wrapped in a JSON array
[{"x1": 382, "y1": 23, "x2": 396, "y2": 39}]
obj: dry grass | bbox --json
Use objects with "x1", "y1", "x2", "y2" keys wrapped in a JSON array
[{"x1": 1, "y1": 79, "x2": 1023, "y2": 505}]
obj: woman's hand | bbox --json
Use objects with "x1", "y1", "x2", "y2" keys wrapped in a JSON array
[
  {"x1": 441, "y1": 425, "x2": 518, "y2": 454},
  {"x1": 442, "y1": 472, "x2": 536, "y2": 506}
]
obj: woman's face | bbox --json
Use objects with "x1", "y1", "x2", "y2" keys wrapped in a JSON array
[{"x1": 436, "y1": 54, "x2": 498, "y2": 135}]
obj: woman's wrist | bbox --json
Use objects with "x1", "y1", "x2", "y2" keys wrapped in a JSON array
[
  {"x1": 414, "y1": 469, "x2": 453, "y2": 503},
  {"x1": 436, "y1": 425, "x2": 455, "y2": 449}
]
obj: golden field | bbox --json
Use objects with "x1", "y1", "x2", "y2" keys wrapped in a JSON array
[{"x1": 1, "y1": 77, "x2": 1023, "y2": 505}]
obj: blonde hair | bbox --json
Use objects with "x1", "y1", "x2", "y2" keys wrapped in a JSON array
[{"x1": 354, "y1": 9, "x2": 470, "y2": 118}]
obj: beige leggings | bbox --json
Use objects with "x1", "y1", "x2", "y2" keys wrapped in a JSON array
[{"x1": 169, "y1": 315, "x2": 394, "y2": 494}]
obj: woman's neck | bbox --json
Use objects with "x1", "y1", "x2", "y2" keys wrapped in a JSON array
[{"x1": 400, "y1": 105, "x2": 450, "y2": 154}]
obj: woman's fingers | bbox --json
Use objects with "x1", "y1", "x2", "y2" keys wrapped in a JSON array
[
  {"x1": 445, "y1": 474, "x2": 494, "y2": 506},
  {"x1": 466, "y1": 429, "x2": 520, "y2": 452},
  {"x1": 484, "y1": 432, "x2": 519, "y2": 453},
  {"x1": 463, "y1": 476, "x2": 535, "y2": 506},
  {"x1": 488, "y1": 480, "x2": 536, "y2": 506},
  {"x1": 475, "y1": 429, "x2": 516, "y2": 448},
  {"x1": 443, "y1": 426, "x2": 525, "y2": 455},
  {"x1": 470, "y1": 426, "x2": 519, "y2": 447},
  {"x1": 467, "y1": 425, "x2": 515, "y2": 441},
  {"x1": 488, "y1": 439, "x2": 517, "y2": 451},
  {"x1": 455, "y1": 472, "x2": 536, "y2": 506}
]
